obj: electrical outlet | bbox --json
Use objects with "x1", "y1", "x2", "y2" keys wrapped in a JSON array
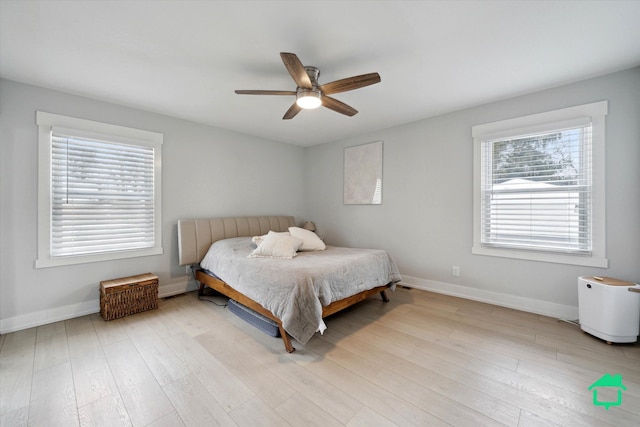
[
  {"x1": 186, "y1": 265, "x2": 191, "y2": 275},
  {"x1": 452, "y1": 266, "x2": 460, "y2": 277}
]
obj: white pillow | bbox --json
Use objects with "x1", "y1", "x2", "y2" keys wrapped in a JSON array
[
  {"x1": 288, "y1": 226, "x2": 326, "y2": 251},
  {"x1": 251, "y1": 235, "x2": 266, "y2": 246},
  {"x1": 248, "y1": 231, "x2": 303, "y2": 259},
  {"x1": 251, "y1": 231, "x2": 288, "y2": 247}
]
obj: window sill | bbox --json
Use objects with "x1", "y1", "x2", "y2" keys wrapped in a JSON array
[
  {"x1": 35, "y1": 247, "x2": 163, "y2": 269},
  {"x1": 472, "y1": 245, "x2": 608, "y2": 268}
]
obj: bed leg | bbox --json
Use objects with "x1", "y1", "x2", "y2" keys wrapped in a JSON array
[
  {"x1": 279, "y1": 326, "x2": 296, "y2": 353},
  {"x1": 380, "y1": 290, "x2": 389, "y2": 303},
  {"x1": 197, "y1": 281, "x2": 205, "y2": 297}
]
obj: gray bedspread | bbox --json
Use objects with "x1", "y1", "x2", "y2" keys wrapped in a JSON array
[{"x1": 199, "y1": 237, "x2": 402, "y2": 344}]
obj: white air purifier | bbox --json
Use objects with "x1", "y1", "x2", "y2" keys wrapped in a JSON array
[{"x1": 578, "y1": 276, "x2": 640, "y2": 343}]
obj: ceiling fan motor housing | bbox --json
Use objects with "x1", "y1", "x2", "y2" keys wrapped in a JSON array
[
  {"x1": 296, "y1": 66, "x2": 322, "y2": 109},
  {"x1": 304, "y1": 66, "x2": 320, "y2": 83}
]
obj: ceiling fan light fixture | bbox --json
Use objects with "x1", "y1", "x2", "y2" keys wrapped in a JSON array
[{"x1": 296, "y1": 89, "x2": 322, "y2": 109}]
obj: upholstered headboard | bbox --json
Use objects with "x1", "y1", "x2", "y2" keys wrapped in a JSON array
[{"x1": 177, "y1": 215, "x2": 296, "y2": 266}]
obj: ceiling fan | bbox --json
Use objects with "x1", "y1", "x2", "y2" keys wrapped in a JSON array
[{"x1": 235, "y1": 52, "x2": 381, "y2": 120}]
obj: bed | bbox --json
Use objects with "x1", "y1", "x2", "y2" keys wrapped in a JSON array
[{"x1": 177, "y1": 215, "x2": 401, "y2": 352}]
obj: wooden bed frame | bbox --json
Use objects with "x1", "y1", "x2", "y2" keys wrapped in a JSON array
[
  {"x1": 195, "y1": 269, "x2": 389, "y2": 352},
  {"x1": 177, "y1": 215, "x2": 391, "y2": 353}
]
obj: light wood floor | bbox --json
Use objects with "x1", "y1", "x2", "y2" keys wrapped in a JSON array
[{"x1": 1, "y1": 287, "x2": 639, "y2": 426}]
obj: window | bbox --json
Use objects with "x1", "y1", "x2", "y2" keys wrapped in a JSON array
[
  {"x1": 472, "y1": 101, "x2": 607, "y2": 267},
  {"x1": 36, "y1": 112, "x2": 163, "y2": 268}
]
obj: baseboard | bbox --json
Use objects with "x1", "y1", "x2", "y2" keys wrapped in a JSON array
[
  {"x1": 158, "y1": 278, "x2": 196, "y2": 298},
  {"x1": 0, "y1": 278, "x2": 196, "y2": 334},
  {"x1": 0, "y1": 299, "x2": 99, "y2": 335},
  {"x1": 2, "y1": 276, "x2": 578, "y2": 334},
  {"x1": 400, "y1": 275, "x2": 579, "y2": 321}
]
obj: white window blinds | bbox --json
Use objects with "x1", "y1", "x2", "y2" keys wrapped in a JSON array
[
  {"x1": 51, "y1": 128, "x2": 156, "y2": 257},
  {"x1": 480, "y1": 121, "x2": 592, "y2": 254}
]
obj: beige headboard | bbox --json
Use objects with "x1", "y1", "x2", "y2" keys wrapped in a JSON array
[{"x1": 177, "y1": 215, "x2": 296, "y2": 266}]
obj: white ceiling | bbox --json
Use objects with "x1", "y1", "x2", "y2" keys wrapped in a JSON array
[{"x1": 2, "y1": 1, "x2": 639, "y2": 147}]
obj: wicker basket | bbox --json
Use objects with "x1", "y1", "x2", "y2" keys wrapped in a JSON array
[{"x1": 100, "y1": 273, "x2": 158, "y2": 320}]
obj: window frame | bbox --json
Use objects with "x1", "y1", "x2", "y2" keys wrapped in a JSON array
[
  {"x1": 36, "y1": 112, "x2": 163, "y2": 268},
  {"x1": 472, "y1": 101, "x2": 608, "y2": 267}
]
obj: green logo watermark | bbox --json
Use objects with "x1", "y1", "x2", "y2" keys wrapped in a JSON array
[{"x1": 589, "y1": 374, "x2": 626, "y2": 410}]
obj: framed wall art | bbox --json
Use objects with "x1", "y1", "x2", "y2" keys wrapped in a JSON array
[{"x1": 343, "y1": 140, "x2": 383, "y2": 205}]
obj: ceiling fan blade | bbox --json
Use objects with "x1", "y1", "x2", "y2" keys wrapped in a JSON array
[
  {"x1": 283, "y1": 102, "x2": 303, "y2": 120},
  {"x1": 280, "y1": 52, "x2": 312, "y2": 89},
  {"x1": 320, "y1": 73, "x2": 381, "y2": 95},
  {"x1": 322, "y1": 96, "x2": 358, "y2": 116},
  {"x1": 235, "y1": 90, "x2": 296, "y2": 96}
]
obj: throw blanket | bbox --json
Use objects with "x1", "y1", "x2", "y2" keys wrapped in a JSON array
[{"x1": 199, "y1": 237, "x2": 402, "y2": 344}]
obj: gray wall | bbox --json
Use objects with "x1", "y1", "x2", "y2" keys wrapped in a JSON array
[
  {"x1": 0, "y1": 79, "x2": 306, "y2": 332},
  {"x1": 2, "y1": 68, "x2": 639, "y2": 331},
  {"x1": 306, "y1": 67, "x2": 640, "y2": 318}
]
